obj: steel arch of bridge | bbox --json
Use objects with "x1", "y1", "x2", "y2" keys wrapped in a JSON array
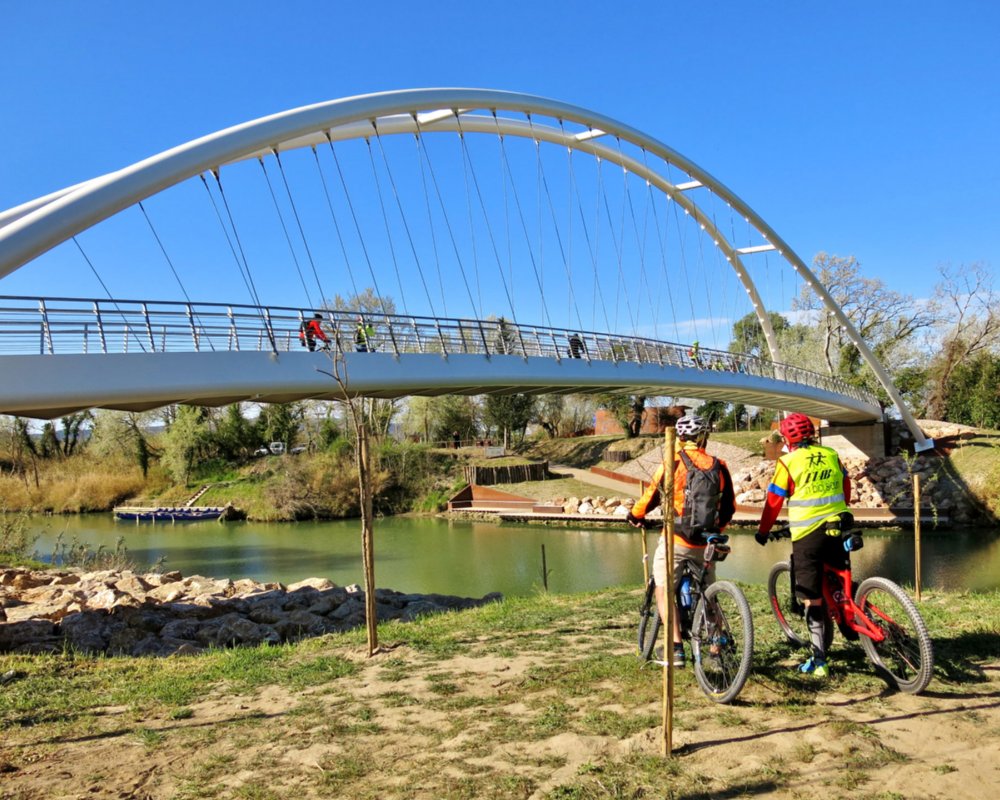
[{"x1": 0, "y1": 88, "x2": 931, "y2": 449}]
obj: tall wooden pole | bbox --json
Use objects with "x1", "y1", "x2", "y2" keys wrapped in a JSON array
[
  {"x1": 639, "y1": 481, "x2": 650, "y2": 586},
  {"x1": 913, "y1": 474, "x2": 922, "y2": 602},
  {"x1": 661, "y1": 425, "x2": 676, "y2": 757},
  {"x1": 357, "y1": 417, "x2": 379, "y2": 656}
]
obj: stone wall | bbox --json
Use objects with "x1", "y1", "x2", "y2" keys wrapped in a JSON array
[{"x1": 0, "y1": 568, "x2": 501, "y2": 656}]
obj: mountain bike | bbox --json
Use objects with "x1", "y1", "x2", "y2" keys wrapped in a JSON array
[
  {"x1": 765, "y1": 525, "x2": 934, "y2": 694},
  {"x1": 637, "y1": 532, "x2": 754, "y2": 704}
]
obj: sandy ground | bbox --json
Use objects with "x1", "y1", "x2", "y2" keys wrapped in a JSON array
[{"x1": 2, "y1": 618, "x2": 997, "y2": 800}]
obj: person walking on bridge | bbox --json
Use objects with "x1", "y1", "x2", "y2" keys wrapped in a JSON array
[
  {"x1": 354, "y1": 316, "x2": 375, "y2": 352},
  {"x1": 299, "y1": 313, "x2": 328, "y2": 352},
  {"x1": 627, "y1": 413, "x2": 736, "y2": 667},
  {"x1": 754, "y1": 413, "x2": 853, "y2": 678}
]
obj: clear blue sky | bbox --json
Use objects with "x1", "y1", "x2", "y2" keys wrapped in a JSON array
[{"x1": 2, "y1": 0, "x2": 998, "y2": 309}]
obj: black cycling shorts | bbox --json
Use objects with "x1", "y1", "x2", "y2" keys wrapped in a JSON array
[{"x1": 791, "y1": 526, "x2": 849, "y2": 601}]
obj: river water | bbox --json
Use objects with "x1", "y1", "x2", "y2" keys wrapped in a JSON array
[{"x1": 23, "y1": 515, "x2": 1000, "y2": 597}]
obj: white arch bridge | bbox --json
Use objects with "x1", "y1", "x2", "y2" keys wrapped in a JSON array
[{"x1": 0, "y1": 89, "x2": 930, "y2": 449}]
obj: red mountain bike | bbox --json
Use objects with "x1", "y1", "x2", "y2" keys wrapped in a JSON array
[{"x1": 766, "y1": 526, "x2": 934, "y2": 694}]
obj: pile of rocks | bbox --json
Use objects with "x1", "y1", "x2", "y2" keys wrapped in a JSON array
[
  {"x1": 0, "y1": 568, "x2": 501, "y2": 657},
  {"x1": 732, "y1": 454, "x2": 977, "y2": 523},
  {"x1": 553, "y1": 496, "x2": 636, "y2": 517}
]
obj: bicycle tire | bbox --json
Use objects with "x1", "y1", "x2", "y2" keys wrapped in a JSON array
[
  {"x1": 637, "y1": 579, "x2": 661, "y2": 661},
  {"x1": 855, "y1": 576, "x2": 934, "y2": 694},
  {"x1": 767, "y1": 560, "x2": 833, "y2": 652},
  {"x1": 691, "y1": 581, "x2": 753, "y2": 704}
]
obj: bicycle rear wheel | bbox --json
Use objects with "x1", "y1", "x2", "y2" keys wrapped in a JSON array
[
  {"x1": 855, "y1": 577, "x2": 934, "y2": 694},
  {"x1": 767, "y1": 560, "x2": 832, "y2": 651},
  {"x1": 691, "y1": 581, "x2": 753, "y2": 704},
  {"x1": 637, "y1": 579, "x2": 661, "y2": 661}
]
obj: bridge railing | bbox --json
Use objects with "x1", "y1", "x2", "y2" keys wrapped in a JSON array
[{"x1": 0, "y1": 295, "x2": 877, "y2": 406}]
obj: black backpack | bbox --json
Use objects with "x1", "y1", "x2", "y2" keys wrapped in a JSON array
[{"x1": 677, "y1": 449, "x2": 723, "y2": 539}]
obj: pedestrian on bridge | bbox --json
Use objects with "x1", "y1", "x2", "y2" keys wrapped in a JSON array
[
  {"x1": 355, "y1": 316, "x2": 375, "y2": 352},
  {"x1": 568, "y1": 333, "x2": 586, "y2": 359},
  {"x1": 299, "y1": 313, "x2": 328, "y2": 352}
]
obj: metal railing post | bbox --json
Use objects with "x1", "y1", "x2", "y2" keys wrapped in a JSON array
[
  {"x1": 94, "y1": 301, "x2": 107, "y2": 354},
  {"x1": 228, "y1": 307, "x2": 239, "y2": 351},
  {"x1": 38, "y1": 299, "x2": 53, "y2": 354},
  {"x1": 142, "y1": 303, "x2": 155, "y2": 352},
  {"x1": 186, "y1": 304, "x2": 199, "y2": 351},
  {"x1": 434, "y1": 318, "x2": 448, "y2": 356}
]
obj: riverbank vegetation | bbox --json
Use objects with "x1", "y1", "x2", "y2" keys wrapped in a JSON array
[{"x1": 0, "y1": 581, "x2": 997, "y2": 798}]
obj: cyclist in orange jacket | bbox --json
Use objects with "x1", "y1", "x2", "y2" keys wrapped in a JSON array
[{"x1": 627, "y1": 413, "x2": 735, "y2": 666}]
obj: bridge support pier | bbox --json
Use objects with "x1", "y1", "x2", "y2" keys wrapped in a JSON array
[{"x1": 820, "y1": 420, "x2": 887, "y2": 460}]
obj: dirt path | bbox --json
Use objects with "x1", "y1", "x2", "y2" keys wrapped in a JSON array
[{"x1": 2, "y1": 589, "x2": 997, "y2": 799}]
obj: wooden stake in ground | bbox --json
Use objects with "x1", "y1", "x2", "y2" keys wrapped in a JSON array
[
  {"x1": 322, "y1": 348, "x2": 380, "y2": 657},
  {"x1": 356, "y1": 417, "x2": 378, "y2": 655},
  {"x1": 914, "y1": 473, "x2": 922, "y2": 602},
  {"x1": 661, "y1": 425, "x2": 676, "y2": 757}
]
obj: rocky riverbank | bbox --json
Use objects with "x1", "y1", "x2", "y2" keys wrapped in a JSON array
[{"x1": 0, "y1": 567, "x2": 501, "y2": 657}]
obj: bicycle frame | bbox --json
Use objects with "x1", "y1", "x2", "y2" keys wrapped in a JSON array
[{"x1": 818, "y1": 562, "x2": 886, "y2": 644}]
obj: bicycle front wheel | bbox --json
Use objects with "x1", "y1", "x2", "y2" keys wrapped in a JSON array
[
  {"x1": 855, "y1": 577, "x2": 934, "y2": 694},
  {"x1": 691, "y1": 581, "x2": 753, "y2": 704},
  {"x1": 637, "y1": 579, "x2": 661, "y2": 661}
]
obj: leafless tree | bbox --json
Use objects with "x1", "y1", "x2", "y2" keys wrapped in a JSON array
[{"x1": 925, "y1": 263, "x2": 1000, "y2": 419}]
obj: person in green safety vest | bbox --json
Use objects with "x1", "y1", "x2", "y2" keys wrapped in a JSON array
[{"x1": 755, "y1": 413, "x2": 853, "y2": 678}]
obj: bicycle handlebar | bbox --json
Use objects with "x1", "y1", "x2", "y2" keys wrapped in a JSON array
[{"x1": 768, "y1": 524, "x2": 792, "y2": 541}]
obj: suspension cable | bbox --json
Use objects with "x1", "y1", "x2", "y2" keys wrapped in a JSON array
[
  {"x1": 530, "y1": 114, "x2": 585, "y2": 334},
  {"x1": 569, "y1": 146, "x2": 611, "y2": 333},
  {"x1": 412, "y1": 124, "x2": 448, "y2": 315},
  {"x1": 616, "y1": 136, "x2": 656, "y2": 340},
  {"x1": 415, "y1": 112, "x2": 482, "y2": 320},
  {"x1": 365, "y1": 135, "x2": 411, "y2": 316},
  {"x1": 455, "y1": 114, "x2": 518, "y2": 323},
  {"x1": 203, "y1": 171, "x2": 275, "y2": 352},
  {"x1": 273, "y1": 149, "x2": 328, "y2": 306},
  {"x1": 323, "y1": 136, "x2": 395, "y2": 321},
  {"x1": 644, "y1": 151, "x2": 681, "y2": 344},
  {"x1": 258, "y1": 156, "x2": 313, "y2": 307},
  {"x1": 665, "y1": 162, "x2": 699, "y2": 346},
  {"x1": 72, "y1": 237, "x2": 147, "y2": 353},
  {"x1": 137, "y1": 200, "x2": 215, "y2": 352},
  {"x1": 492, "y1": 111, "x2": 552, "y2": 327},
  {"x1": 372, "y1": 119, "x2": 436, "y2": 316},
  {"x1": 311, "y1": 144, "x2": 360, "y2": 301}
]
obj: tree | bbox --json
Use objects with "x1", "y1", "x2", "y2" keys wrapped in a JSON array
[
  {"x1": 256, "y1": 403, "x2": 303, "y2": 452},
  {"x1": 161, "y1": 406, "x2": 212, "y2": 483},
  {"x1": 924, "y1": 263, "x2": 1000, "y2": 420},
  {"x1": 792, "y1": 253, "x2": 933, "y2": 396},
  {"x1": 215, "y1": 403, "x2": 261, "y2": 460},
  {"x1": 483, "y1": 394, "x2": 535, "y2": 449},
  {"x1": 89, "y1": 411, "x2": 157, "y2": 477},
  {"x1": 942, "y1": 351, "x2": 1000, "y2": 428},
  {"x1": 596, "y1": 394, "x2": 645, "y2": 438},
  {"x1": 60, "y1": 412, "x2": 91, "y2": 456},
  {"x1": 428, "y1": 395, "x2": 479, "y2": 445},
  {"x1": 534, "y1": 395, "x2": 565, "y2": 439},
  {"x1": 729, "y1": 311, "x2": 789, "y2": 359}
]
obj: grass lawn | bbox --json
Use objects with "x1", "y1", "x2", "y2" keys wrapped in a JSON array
[{"x1": 1, "y1": 582, "x2": 997, "y2": 799}]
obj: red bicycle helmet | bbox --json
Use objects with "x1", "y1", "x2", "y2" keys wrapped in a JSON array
[{"x1": 779, "y1": 413, "x2": 815, "y2": 445}]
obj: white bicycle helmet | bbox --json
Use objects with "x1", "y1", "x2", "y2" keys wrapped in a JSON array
[{"x1": 675, "y1": 413, "x2": 709, "y2": 440}]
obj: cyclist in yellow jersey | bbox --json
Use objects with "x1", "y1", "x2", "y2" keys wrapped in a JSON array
[{"x1": 755, "y1": 413, "x2": 853, "y2": 677}]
